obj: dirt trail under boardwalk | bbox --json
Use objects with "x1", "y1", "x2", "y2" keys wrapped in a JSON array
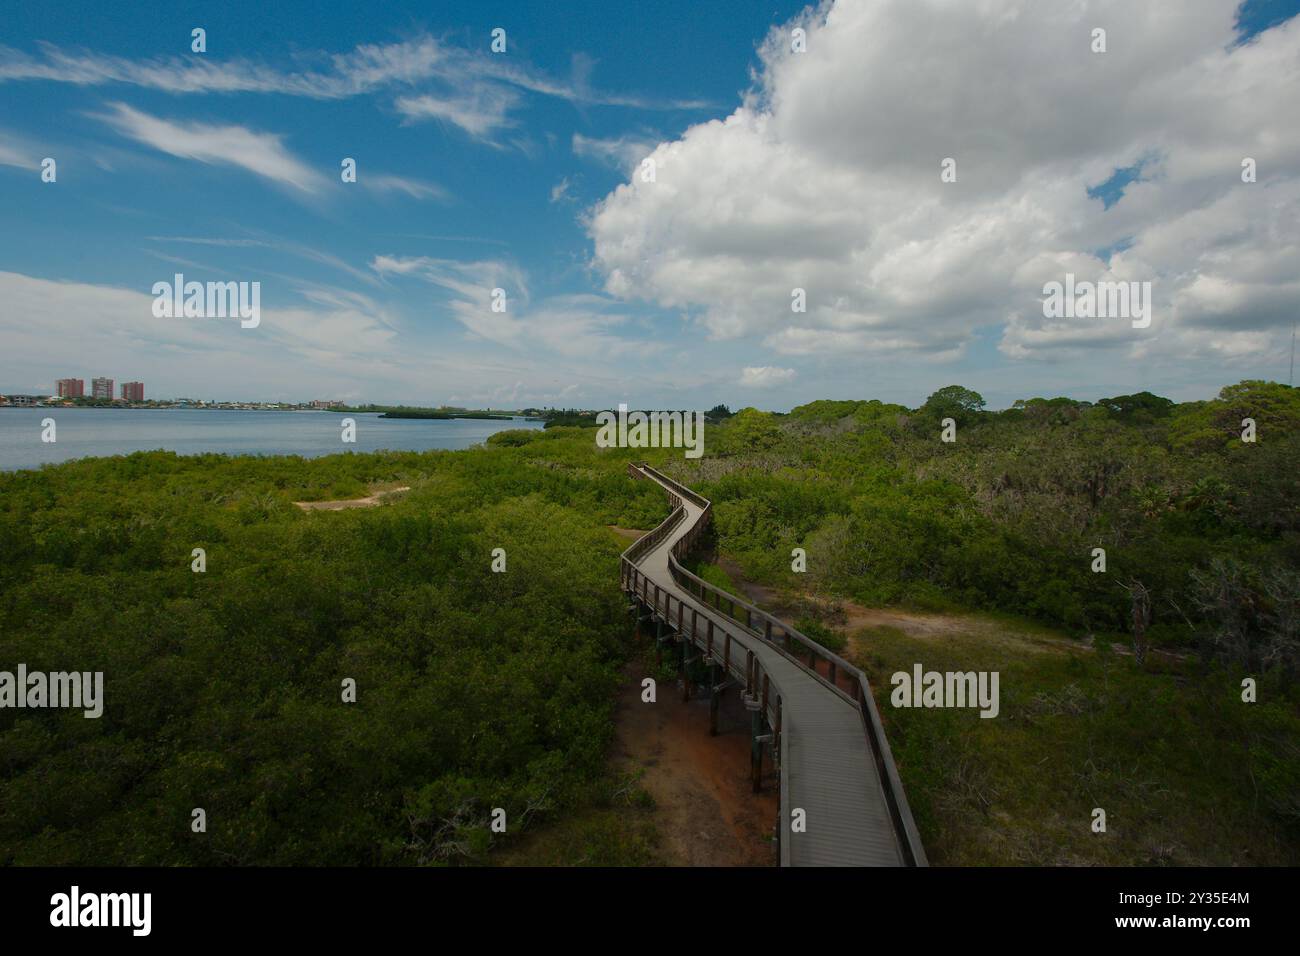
[{"x1": 613, "y1": 660, "x2": 778, "y2": 866}]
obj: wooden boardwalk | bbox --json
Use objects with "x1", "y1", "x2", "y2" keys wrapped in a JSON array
[{"x1": 620, "y1": 463, "x2": 927, "y2": 867}]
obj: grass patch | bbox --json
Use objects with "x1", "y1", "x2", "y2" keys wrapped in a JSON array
[
  {"x1": 849, "y1": 621, "x2": 1299, "y2": 866},
  {"x1": 692, "y1": 561, "x2": 741, "y2": 594},
  {"x1": 495, "y1": 785, "x2": 663, "y2": 867},
  {"x1": 793, "y1": 616, "x2": 848, "y2": 654}
]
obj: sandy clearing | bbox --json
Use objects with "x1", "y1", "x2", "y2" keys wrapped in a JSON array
[
  {"x1": 612, "y1": 658, "x2": 778, "y2": 867},
  {"x1": 293, "y1": 486, "x2": 411, "y2": 511},
  {"x1": 714, "y1": 556, "x2": 1181, "y2": 662}
]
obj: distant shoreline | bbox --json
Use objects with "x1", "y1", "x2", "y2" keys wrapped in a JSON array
[
  {"x1": 1, "y1": 402, "x2": 552, "y2": 424},
  {"x1": 379, "y1": 410, "x2": 514, "y2": 421},
  {"x1": 0, "y1": 406, "x2": 539, "y2": 417},
  {"x1": 0, "y1": 408, "x2": 340, "y2": 416}
]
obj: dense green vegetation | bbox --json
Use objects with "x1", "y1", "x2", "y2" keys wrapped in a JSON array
[
  {"x1": 849, "y1": 617, "x2": 1296, "y2": 864},
  {"x1": 684, "y1": 382, "x2": 1299, "y2": 675},
  {"x1": 1, "y1": 379, "x2": 1295, "y2": 865},
  {"x1": 659, "y1": 379, "x2": 1299, "y2": 863},
  {"x1": 542, "y1": 411, "x2": 601, "y2": 429},
  {"x1": 378, "y1": 410, "x2": 513, "y2": 420},
  {"x1": 541, "y1": 408, "x2": 711, "y2": 429},
  {"x1": 0, "y1": 443, "x2": 664, "y2": 865},
  {"x1": 332, "y1": 404, "x2": 523, "y2": 419}
]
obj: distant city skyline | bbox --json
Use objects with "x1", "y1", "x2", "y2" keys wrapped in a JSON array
[{"x1": 1, "y1": 0, "x2": 1298, "y2": 412}]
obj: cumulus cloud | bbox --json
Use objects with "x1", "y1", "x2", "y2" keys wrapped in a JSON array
[
  {"x1": 739, "y1": 366, "x2": 796, "y2": 387},
  {"x1": 586, "y1": 0, "x2": 1300, "y2": 374}
]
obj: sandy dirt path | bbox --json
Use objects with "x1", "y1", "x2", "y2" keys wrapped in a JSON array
[
  {"x1": 293, "y1": 486, "x2": 411, "y2": 511},
  {"x1": 714, "y1": 556, "x2": 1179, "y2": 663}
]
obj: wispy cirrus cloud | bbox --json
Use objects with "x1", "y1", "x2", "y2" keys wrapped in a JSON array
[
  {"x1": 0, "y1": 143, "x2": 33, "y2": 169},
  {"x1": 549, "y1": 177, "x2": 574, "y2": 203},
  {"x1": 393, "y1": 86, "x2": 519, "y2": 140},
  {"x1": 0, "y1": 37, "x2": 444, "y2": 97},
  {"x1": 472, "y1": 50, "x2": 714, "y2": 111},
  {"x1": 372, "y1": 254, "x2": 529, "y2": 309},
  {"x1": 364, "y1": 174, "x2": 447, "y2": 202},
  {"x1": 572, "y1": 132, "x2": 660, "y2": 174},
  {"x1": 371, "y1": 254, "x2": 655, "y2": 359},
  {"x1": 0, "y1": 127, "x2": 42, "y2": 169},
  {"x1": 0, "y1": 35, "x2": 714, "y2": 142},
  {"x1": 95, "y1": 103, "x2": 323, "y2": 192},
  {"x1": 146, "y1": 234, "x2": 384, "y2": 288}
]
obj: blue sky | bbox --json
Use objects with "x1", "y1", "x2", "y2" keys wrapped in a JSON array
[{"x1": 1, "y1": 0, "x2": 1297, "y2": 409}]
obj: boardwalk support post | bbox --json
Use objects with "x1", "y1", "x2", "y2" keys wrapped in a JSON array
[
  {"x1": 681, "y1": 635, "x2": 691, "y2": 701},
  {"x1": 774, "y1": 695, "x2": 783, "y2": 771},
  {"x1": 709, "y1": 663, "x2": 721, "y2": 736}
]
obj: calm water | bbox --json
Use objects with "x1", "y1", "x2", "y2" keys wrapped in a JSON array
[{"x1": 0, "y1": 408, "x2": 544, "y2": 472}]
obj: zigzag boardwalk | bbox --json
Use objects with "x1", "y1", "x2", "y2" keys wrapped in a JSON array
[{"x1": 621, "y1": 463, "x2": 927, "y2": 867}]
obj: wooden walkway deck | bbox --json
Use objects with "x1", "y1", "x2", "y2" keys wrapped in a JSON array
[{"x1": 620, "y1": 463, "x2": 927, "y2": 867}]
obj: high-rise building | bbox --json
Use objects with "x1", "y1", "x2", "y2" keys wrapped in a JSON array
[
  {"x1": 91, "y1": 377, "x2": 114, "y2": 399},
  {"x1": 122, "y1": 381, "x2": 145, "y2": 402},
  {"x1": 56, "y1": 378, "x2": 84, "y2": 398}
]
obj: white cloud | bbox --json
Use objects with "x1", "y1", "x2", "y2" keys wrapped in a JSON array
[
  {"x1": 0, "y1": 129, "x2": 37, "y2": 169},
  {"x1": 573, "y1": 132, "x2": 658, "y2": 174},
  {"x1": 393, "y1": 87, "x2": 519, "y2": 140},
  {"x1": 739, "y1": 366, "x2": 796, "y2": 387},
  {"x1": 364, "y1": 174, "x2": 447, "y2": 202},
  {"x1": 0, "y1": 37, "x2": 445, "y2": 97},
  {"x1": 0, "y1": 36, "x2": 712, "y2": 143},
  {"x1": 586, "y1": 0, "x2": 1300, "y2": 375},
  {"x1": 370, "y1": 255, "x2": 657, "y2": 360},
  {"x1": 372, "y1": 254, "x2": 530, "y2": 347},
  {"x1": 0, "y1": 270, "x2": 391, "y2": 392},
  {"x1": 96, "y1": 103, "x2": 323, "y2": 192},
  {"x1": 0, "y1": 269, "x2": 569, "y2": 403},
  {"x1": 0, "y1": 35, "x2": 712, "y2": 108}
]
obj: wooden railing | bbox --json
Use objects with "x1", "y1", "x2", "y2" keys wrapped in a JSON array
[{"x1": 619, "y1": 461, "x2": 928, "y2": 867}]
